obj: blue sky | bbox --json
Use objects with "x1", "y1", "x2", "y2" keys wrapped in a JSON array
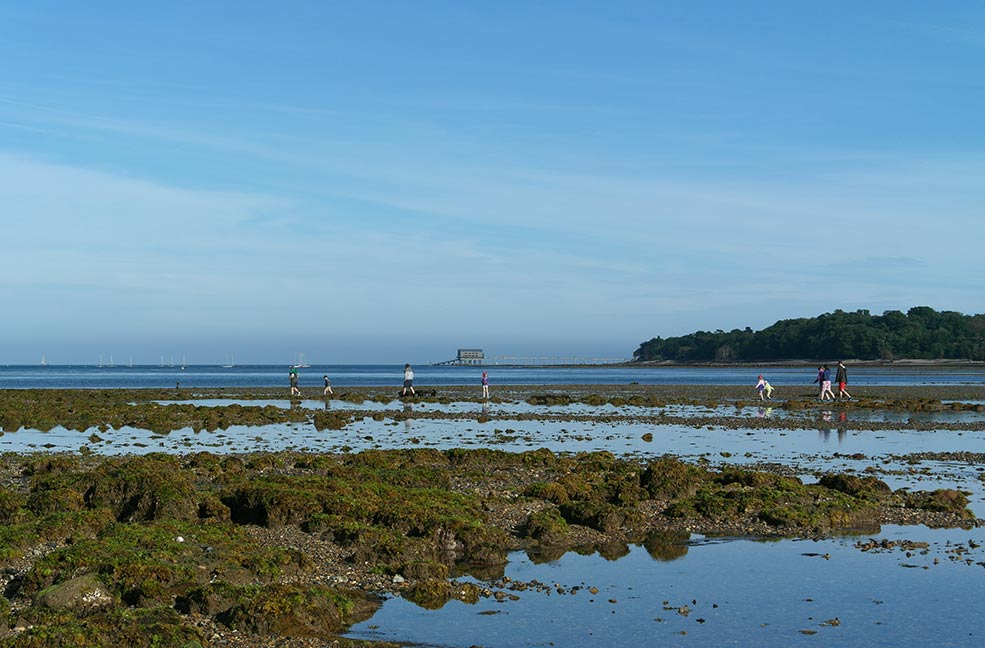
[{"x1": 2, "y1": 1, "x2": 983, "y2": 364}]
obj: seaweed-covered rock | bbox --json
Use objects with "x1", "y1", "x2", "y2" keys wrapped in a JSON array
[
  {"x1": 218, "y1": 584, "x2": 377, "y2": 637},
  {"x1": 37, "y1": 573, "x2": 115, "y2": 611},
  {"x1": 456, "y1": 525, "x2": 510, "y2": 566},
  {"x1": 84, "y1": 455, "x2": 200, "y2": 522},
  {"x1": 400, "y1": 559, "x2": 450, "y2": 581},
  {"x1": 9, "y1": 605, "x2": 204, "y2": 648},
  {"x1": 526, "y1": 394, "x2": 572, "y2": 406},
  {"x1": 402, "y1": 579, "x2": 452, "y2": 610},
  {"x1": 641, "y1": 457, "x2": 709, "y2": 500},
  {"x1": 223, "y1": 475, "x2": 330, "y2": 527},
  {"x1": 0, "y1": 489, "x2": 28, "y2": 524},
  {"x1": 20, "y1": 520, "x2": 304, "y2": 606},
  {"x1": 524, "y1": 507, "x2": 570, "y2": 545},
  {"x1": 523, "y1": 481, "x2": 569, "y2": 504},
  {"x1": 313, "y1": 410, "x2": 352, "y2": 430},
  {"x1": 559, "y1": 500, "x2": 640, "y2": 534},
  {"x1": 819, "y1": 473, "x2": 892, "y2": 500},
  {"x1": 904, "y1": 489, "x2": 973, "y2": 516}
]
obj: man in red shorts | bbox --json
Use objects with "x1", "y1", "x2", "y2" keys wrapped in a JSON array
[{"x1": 836, "y1": 361, "x2": 852, "y2": 400}]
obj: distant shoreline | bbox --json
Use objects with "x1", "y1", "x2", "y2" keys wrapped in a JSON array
[
  {"x1": 448, "y1": 359, "x2": 985, "y2": 369},
  {"x1": 623, "y1": 358, "x2": 985, "y2": 369}
]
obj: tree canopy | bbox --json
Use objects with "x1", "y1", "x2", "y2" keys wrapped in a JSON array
[{"x1": 633, "y1": 307, "x2": 985, "y2": 363}]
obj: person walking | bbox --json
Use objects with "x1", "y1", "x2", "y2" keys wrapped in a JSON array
[
  {"x1": 481, "y1": 371, "x2": 490, "y2": 399},
  {"x1": 813, "y1": 365, "x2": 825, "y2": 398},
  {"x1": 836, "y1": 361, "x2": 852, "y2": 400},
  {"x1": 402, "y1": 364, "x2": 415, "y2": 397},
  {"x1": 289, "y1": 366, "x2": 300, "y2": 396},
  {"x1": 755, "y1": 375, "x2": 768, "y2": 401},
  {"x1": 820, "y1": 364, "x2": 835, "y2": 401},
  {"x1": 323, "y1": 374, "x2": 333, "y2": 396}
]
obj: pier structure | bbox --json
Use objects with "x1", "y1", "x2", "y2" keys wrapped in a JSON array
[{"x1": 432, "y1": 349, "x2": 486, "y2": 366}]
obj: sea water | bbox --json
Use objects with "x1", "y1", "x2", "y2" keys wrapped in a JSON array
[
  {"x1": 347, "y1": 526, "x2": 985, "y2": 648},
  {"x1": 1, "y1": 364, "x2": 985, "y2": 389}
]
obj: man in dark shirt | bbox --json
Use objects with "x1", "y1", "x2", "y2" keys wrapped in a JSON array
[{"x1": 836, "y1": 361, "x2": 851, "y2": 400}]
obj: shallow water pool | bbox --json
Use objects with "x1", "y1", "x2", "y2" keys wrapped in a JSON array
[{"x1": 348, "y1": 526, "x2": 985, "y2": 648}]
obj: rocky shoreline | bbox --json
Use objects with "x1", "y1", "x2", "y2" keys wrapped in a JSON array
[{"x1": 0, "y1": 385, "x2": 982, "y2": 647}]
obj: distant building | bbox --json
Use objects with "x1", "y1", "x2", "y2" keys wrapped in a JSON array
[{"x1": 456, "y1": 349, "x2": 484, "y2": 365}]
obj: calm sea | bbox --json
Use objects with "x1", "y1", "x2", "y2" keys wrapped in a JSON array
[{"x1": 1, "y1": 364, "x2": 983, "y2": 389}]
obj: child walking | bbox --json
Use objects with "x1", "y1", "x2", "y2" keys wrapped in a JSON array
[
  {"x1": 755, "y1": 375, "x2": 773, "y2": 401},
  {"x1": 820, "y1": 364, "x2": 836, "y2": 401}
]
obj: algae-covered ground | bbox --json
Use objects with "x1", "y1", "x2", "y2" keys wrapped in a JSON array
[{"x1": 0, "y1": 385, "x2": 981, "y2": 647}]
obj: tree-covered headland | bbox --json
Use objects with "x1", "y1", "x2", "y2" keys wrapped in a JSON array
[{"x1": 633, "y1": 307, "x2": 985, "y2": 363}]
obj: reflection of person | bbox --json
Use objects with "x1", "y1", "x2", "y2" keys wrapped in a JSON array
[
  {"x1": 481, "y1": 371, "x2": 489, "y2": 399},
  {"x1": 402, "y1": 403, "x2": 413, "y2": 432},
  {"x1": 820, "y1": 364, "x2": 835, "y2": 401},
  {"x1": 835, "y1": 361, "x2": 851, "y2": 400},
  {"x1": 402, "y1": 364, "x2": 415, "y2": 396},
  {"x1": 323, "y1": 374, "x2": 333, "y2": 396},
  {"x1": 289, "y1": 366, "x2": 300, "y2": 396}
]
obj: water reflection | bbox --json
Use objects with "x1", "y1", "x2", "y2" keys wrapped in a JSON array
[
  {"x1": 400, "y1": 403, "x2": 413, "y2": 432},
  {"x1": 818, "y1": 412, "x2": 848, "y2": 443},
  {"x1": 348, "y1": 527, "x2": 985, "y2": 648},
  {"x1": 642, "y1": 529, "x2": 690, "y2": 561}
]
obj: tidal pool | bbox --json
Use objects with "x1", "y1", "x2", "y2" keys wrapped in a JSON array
[
  {"x1": 151, "y1": 398, "x2": 985, "y2": 424},
  {"x1": 348, "y1": 526, "x2": 985, "y2": 648},
  {"x1": 6, "y1": 412, "x2": 985, "y2": 517}
]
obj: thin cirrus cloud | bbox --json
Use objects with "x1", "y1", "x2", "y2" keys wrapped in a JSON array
[{"x1": 2, "y1": 3, "x2": 983, "y2": 363}]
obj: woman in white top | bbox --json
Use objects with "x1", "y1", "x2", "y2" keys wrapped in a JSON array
[{"x1": 402, "y1": 364, "x2": 415, "y2": 396}]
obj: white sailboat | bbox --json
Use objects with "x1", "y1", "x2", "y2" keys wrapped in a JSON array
[
  {"x1": 223, "y1": 354, "x2": 235, "y2": 368},
  {"x1": 41, "y1": 355, "x2": 47, "y2": 367},
  {"x1": 294, "y1": 352, "x2": 310, "y2": 369}
]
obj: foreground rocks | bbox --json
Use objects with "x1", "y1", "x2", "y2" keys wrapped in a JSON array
[{"x1": 0, "y1": 447, "x2": 977, "y2": 647}]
